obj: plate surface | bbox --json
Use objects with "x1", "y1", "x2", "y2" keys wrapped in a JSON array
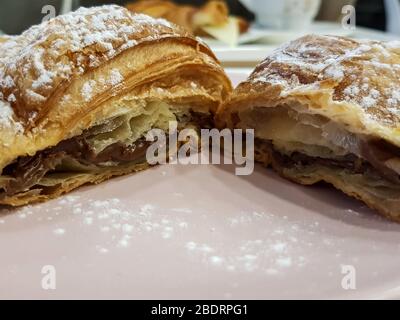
[{"x1": 1, "y1": 71, "x2": 400, "y2": 300}]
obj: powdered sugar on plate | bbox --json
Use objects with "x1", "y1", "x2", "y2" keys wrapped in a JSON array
[
  {"x1": 10, "y1": 195, "x2": 191, "y2": 254},
  {"x1": 2, "y1": 155, "x2": 400, "y2": 299},
  {"x1": 0, "y1": 192, "x2": 351, "y2": 276}
]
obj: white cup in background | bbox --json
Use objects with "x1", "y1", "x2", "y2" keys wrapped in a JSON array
[{"x1": 240, "y1": 0, "x2": 322, "y2": 30}]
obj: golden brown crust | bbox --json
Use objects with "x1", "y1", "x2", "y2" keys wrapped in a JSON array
[
  {"x1": 127, "y1": 0, "x2": 197, "y2": 32},
  {"x1": 0, "y1": 5, "x2": 220, "y2": 122},
  {"x1": 126, "y1": 0, "x2": 241, "y2": 36},
  {"x1": 0, "y1": 5, "x2": 232, "y2": 173},
  {"x1": 218, "y1": 35, "x2": 400, "y2": 146},
  {"x1": 0, "y1": 162, "x2": 151, "y2": 207},
  {"x1": 256, "y1": 148, "x2": 400, "y2": 222},
  {"x1": 219, "y1": 34, "x2": 400, "y2": 221}
]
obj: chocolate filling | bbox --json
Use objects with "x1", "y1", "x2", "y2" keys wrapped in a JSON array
[
  {"x1": 359, "y1": 139, "x2": 400, "y2": 183},
  {"x1": 2, "y1": 134, "x2": 152, "y2": 196},
  {"x1": 0, "y1": 112, "x2": 212, "y2": 197},
  {"x1": 257, "y1": 139, "x2": 400, "y2": 184}
]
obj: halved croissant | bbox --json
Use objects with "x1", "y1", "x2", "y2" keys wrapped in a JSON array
[
  {"x1": 0, "y1": 5, "x2": 232, "y2": 206},
  {"x1": 218, "y1": 35, "x2": 400, "y2": 221}
]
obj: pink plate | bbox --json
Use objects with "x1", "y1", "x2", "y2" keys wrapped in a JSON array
[{"x1": 1, "y1": 71, "x2": 400, "y2": 300}]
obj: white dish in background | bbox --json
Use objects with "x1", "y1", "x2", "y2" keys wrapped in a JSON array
[
  {"x1": 209, "y1": 24, "x2": 400, "y2": 66},
  {"x1": 250, "y1": 21, "x2": 355, "y2": 44},
  {"x1": 1, "y1": 70, "x2": 400, "y2": 300},
  {"x1": 240, "y1": 0, "x2": 322, "y2": 30},
  {"x1": 208, "y1": 22, "x2": 355, "y2": 65},
  {"x1": 211, "y1": 45, "x2": 275, "y2": 65},
  {"x1": 205, "y1": 21, "x2": 355, "y2": 47}
]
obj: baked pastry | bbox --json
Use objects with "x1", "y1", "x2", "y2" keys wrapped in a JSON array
[
  {"x1": 126, "y1": 0, "x2": 249, "y2": 46},
  {"x1": 218, "y1": 35, "x2": 400, "y2": 221},
  {"x1": 0, "y1": 5, "x2": 232, "y2": 206},
  {"x1": 0, "y1": 35, "x2": 10, "y2": 44}
]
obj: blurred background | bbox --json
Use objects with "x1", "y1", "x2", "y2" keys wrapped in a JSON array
[
  {"x1": 0, "y1": 0, "x2": 392, "y2": 35},
  {"x1": 1, "y1": 0, "x2": 399, "y2": 68}
]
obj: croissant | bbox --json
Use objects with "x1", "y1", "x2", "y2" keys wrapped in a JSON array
[
  {"x1": 126, "y1": 0, "x2": 249, "y2": 45},
  {"x1": 218, "y1": 35, "x2": 400, "y2": 221},
  {"x1": 0, "y1": 35, "x2": 11, "y2": 44},
  {"x1": 0, "y1": 5, "x2": 232, "y2": 206}
]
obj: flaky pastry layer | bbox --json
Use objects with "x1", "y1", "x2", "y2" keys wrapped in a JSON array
[
  {"x1": 219, "y1": 35, "x2": 400, "y2": 221},
  {"x1": 0, "y1": 5, "x2": 232, "y2": 206}
]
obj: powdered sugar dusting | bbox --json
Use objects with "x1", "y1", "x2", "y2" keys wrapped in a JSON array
[
  {"x1": 81, "y1": 80, "x2": 96, "y2": 102},
  {"x1": 2, "y1": 178, "x2": 398, "y2": 294},
  {"x1": 248, "y1": 34, "x2": 400, "y2": 129},
  {"x1": 0, "y1": 5, "x2": 185, "y2": 124},
  {"x1": 53, "y1": 228, "x2": 66, "y2": 236},
  {"x1": 108, "y1": 69, "x2": 124, "y2": 86},
  {"x1": 39, "y1": 196, "x2": 190, "y2": 252},
  {"x1": 0, "y1": 192, "x2": 318, "y2": 275},
  {"x1": 0, "y1": 100, "x2": 16, "y2": 127},
  {"x1": 0, "y1": 100, "x2": 23, "y2": 135}
]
